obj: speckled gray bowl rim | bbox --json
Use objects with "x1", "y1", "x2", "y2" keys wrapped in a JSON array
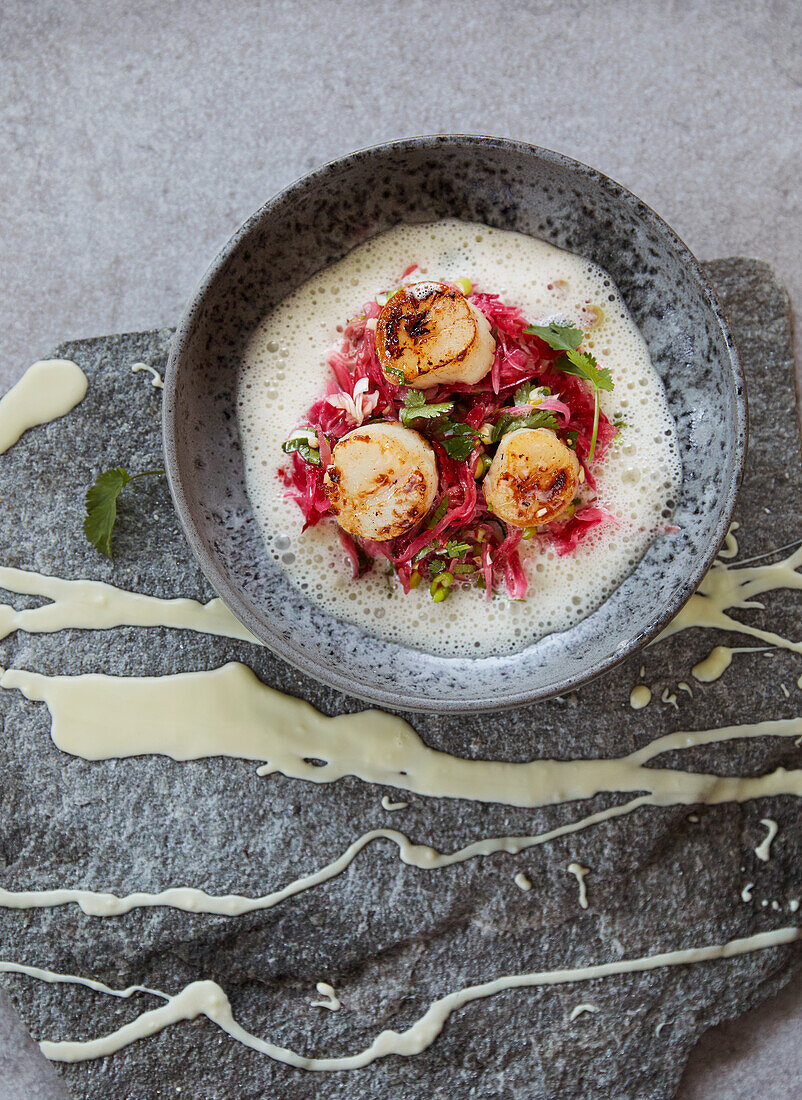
[{"x1": 164, "y1": 134, "x2": 747, "y2": 712}]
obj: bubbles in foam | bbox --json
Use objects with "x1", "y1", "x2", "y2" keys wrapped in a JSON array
[{"x1": 236, "y1": 220, "x2": 681, "y2": 658}]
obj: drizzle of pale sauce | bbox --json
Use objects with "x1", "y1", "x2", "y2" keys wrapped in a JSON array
[
  {"x1": 717, "y1": 523, "x2": 740, "y2": 559},
  {"x1": 514, "y1": 873, "x2": 532, "y2": 892},
  {"x1": 2, "y1": 928, "x2": 798, "y2": 1068},
  {"x1": 629, "y1": 685, "x2": 651, "y2": 709},
  {"x1": 0, "y1": 535, "x2": 800, "y2": 1071},
  {"x1": 310, "y1": 983, "x2": 340, "y2": 1011},
  {"x1": 380, "y1": 796, "x2": 408, "y2": 811},
  {"x1": 567, "y1": 863, "x2": 590, "y2": 909},
  {"x1": 754, "y1": 819, "x2": 779, "y2": 863},
  {"x1": 741, "y1": 883, "x2": 754, "y2": 903},
  {"x1": 0, "y1": 360, "x2": 87, "y2": 455},
  {"x1": 1, "y1": 524, "x2": 799, "y2": 685},
  {"x1": 0, "y1": 806, "x2": 644, "y2": 918},
  {"x1": 569, "y1": 1003, "x2": 598, "y2": 1021},
  {"x1": 131, "y1": 362, "x2": 164, "y2": 389},
  {"x1": 692, "y1": 646, "x2": 768, "y2": 683},
  {"x1": 661, "y1": 689, "x2": 679, "y2": 710},
  {"x1": 658, "y1": 539, "x2": 802, "y2": 658},
  {"x1": 4, "y1": 662, "x2": 802, "y2": 812},
  {"x1": 0, "y1": 567, "x2": 258, "y2": 644}
]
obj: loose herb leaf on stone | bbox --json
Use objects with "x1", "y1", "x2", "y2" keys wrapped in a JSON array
[{"x1": 83, "y1": 466, "x2": 164, "y2": 558}]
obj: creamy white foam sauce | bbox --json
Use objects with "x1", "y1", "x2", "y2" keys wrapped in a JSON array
[{"x1": 237, "y1": 220, "x2": 681, "y2": 657}]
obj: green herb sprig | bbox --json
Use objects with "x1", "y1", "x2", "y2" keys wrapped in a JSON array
[
  {"x1": 83, "y1": 467, "x2": 164, "y2": 558},
  {"x1": 426, "y1": 494, "x2": 450, "y2": 529},
  {"x1": 553, "y1": 349, "x2": 613, "y2": 462},
  {"x1": 439, "y1": 420, "x2": 481, "y2": 461},
  {"x1": 399, "y1": 390, "x2": 454, "y2": 426},
  {"x1": 512, "y1": 381, "x2": 551, "y2": 406},
  {"x1": 491, "y1": 409, "x2": 558, "y2": 444},
  {"x1": 281, "y1": 436, "x2": 321, "y2": 466},
  {"x1": 523, "y1": 321, "x2": 614, "y2": 463},
  {"x1": 523, "y1": 321, "x2": 584, "y2": 351}
]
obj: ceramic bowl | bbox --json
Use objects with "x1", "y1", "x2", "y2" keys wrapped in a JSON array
[{"x1": 164, "y1": 136, "x2": 746, "y2": 713}]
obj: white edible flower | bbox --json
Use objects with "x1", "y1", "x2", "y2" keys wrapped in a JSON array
[{"x1": 325, "y1": 377, "x2": 380, "y2": 427}]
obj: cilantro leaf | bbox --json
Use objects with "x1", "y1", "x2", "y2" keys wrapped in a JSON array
[
  {"x1": 491, "y1": 409, "x2": 558, "y2": 444},
  {"x1": 552, "y1": 349, "x2": 614, "y2": 463},
  {"x1": 559, "y1": 349, "x2": 614, "y2": 392},
  {"x1": 439, "y1": 420, "x2": 481, "y2": 461},
  {"x1": 281, "y1": 436, "x2": 321, "y2": 465},
  {"x1": 524, "y1": 322, "x2": 584, "y2": 352},
  {"x1": 399, "y1": 390, "x2": 454, "y2": 426},
  {"x1": 512, "y1": 381, "x2": 551, "y2": 406},
  {"x1": 83, "y1": 466, "x2": 164, "y2": 558}
]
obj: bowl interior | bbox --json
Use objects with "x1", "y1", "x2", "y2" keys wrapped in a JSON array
[{"x1": 164, "y1": 137, "x2": 745, "y2": 713}]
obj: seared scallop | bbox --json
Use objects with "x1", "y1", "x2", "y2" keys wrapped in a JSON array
[
  {"x1": 484, "y1": 428, "x2": 580, "y2": 528},
  {"x1": 376, "y1": 281, "x2": 495, "y2": 389},
  {"x1": 323, "y1": 422, "x2": 438, "y2": 541}
]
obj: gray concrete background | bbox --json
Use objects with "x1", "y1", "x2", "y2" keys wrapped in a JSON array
[{"x1": 0, "y1": 0, "x2": 800, "y2": 1096}]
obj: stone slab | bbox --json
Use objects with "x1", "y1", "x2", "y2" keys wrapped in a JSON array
[{"x1": 0, "y1": 259, "x2": 799, "y2": 1098}]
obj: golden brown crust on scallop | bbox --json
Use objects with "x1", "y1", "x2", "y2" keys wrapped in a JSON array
[
  {"x1": 484, "y1": 428, "x2": 580, "y2": 528},
  {"x1": 375, "y1": 281, "x2": 495, "y2": 389},
  {"x1": 323, "y1": 423, "x2": 439, "y2": 541}
]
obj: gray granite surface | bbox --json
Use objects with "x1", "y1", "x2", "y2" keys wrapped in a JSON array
[
  {"x1": 1, "y1": 1, "x2": 801, "y2": 1095},
  {"x1": 0, "y1": 986, "x2": 70, "y2": 1100},
  {"x1": 0, "y1": 259, "x2": 799, "y2": 1098}
]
